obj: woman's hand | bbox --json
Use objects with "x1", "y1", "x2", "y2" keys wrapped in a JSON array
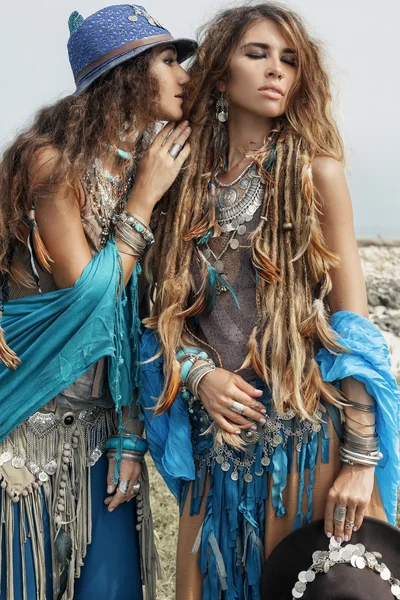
[
  {"x1": 104, "y1": 458, "x2": 142, "y2": 512},
  {"x1": 324, "y1": 463, "x2": 375, "y2": 543},
  {"x1": 129, "y1": 120, "x2": 191, "y2": 211},
  {"x1": 197, "y1": 367, "x2": 266, "y2": 435}
]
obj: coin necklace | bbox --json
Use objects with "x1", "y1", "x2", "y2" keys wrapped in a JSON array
[
  {"x1": 215, "y1": 163, "x2": 264, "y2": 233},
  {"x1": 200, "y1": 163, "x2": 265, "y2": 289}
]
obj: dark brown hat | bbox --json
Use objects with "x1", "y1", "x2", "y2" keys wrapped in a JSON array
[{"x1": 261, "y1": 517, "x2": 400, "y2": 600}]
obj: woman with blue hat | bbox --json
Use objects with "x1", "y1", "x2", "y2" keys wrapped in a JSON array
[{"x1": 0, "y1": 4, "x2": 196, "y2": 599}]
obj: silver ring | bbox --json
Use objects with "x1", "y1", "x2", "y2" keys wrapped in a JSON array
[
  {"x1": 132, "y1": 481, "x2": 141, "y2": 495},
  {"x1": 230, "y1": 401, "x2": 245, "y2": 415},
  {"x1": 252, "y1": 402, "x2": 260, "y2": 410},
  {"x1": 118, "y1": 480, "x2": 131, "y2": 495},
  {"x1": 334, "y1": 506, "x2": 347, "y2": 522},
  {"x1": 168, "y1": 143, "x2": 182, "y2": 159},
  {"x1": 345, "y1": 520, "x2": 355, "y2": 529}
]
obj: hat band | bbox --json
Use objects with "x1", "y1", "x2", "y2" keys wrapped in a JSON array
[{"x1": 75, "y1": 33, "x2": 174, "y2": 85}]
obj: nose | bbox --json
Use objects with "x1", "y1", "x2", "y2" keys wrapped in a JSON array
[
  {"x1": 265, "y1": 56, "x2": 284, "y2": 81},
  {"x1": 177, "y1": 65, "x2": 191, "y2": 85}
]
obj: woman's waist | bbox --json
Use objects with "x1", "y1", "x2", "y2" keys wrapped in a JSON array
[{"x1": 0, "y1": 404, "x2": 117, "y2": 483}]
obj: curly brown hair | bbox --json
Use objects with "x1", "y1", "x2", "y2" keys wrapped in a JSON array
[
  {"x1": 146, "y1": 2, "x2": 346, "y2": 446},
  {"x1": 0, "y1": 50, "x2": 160, "y2": 284}
]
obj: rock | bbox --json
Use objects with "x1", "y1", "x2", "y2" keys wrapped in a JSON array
[{"x1": 359, "y1": 244, "x2": 400, "y2": 380}]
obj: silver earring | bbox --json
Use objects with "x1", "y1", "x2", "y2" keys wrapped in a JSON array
[{"x1": 216, "y1": 93, "x2": 229, "y2": 122}]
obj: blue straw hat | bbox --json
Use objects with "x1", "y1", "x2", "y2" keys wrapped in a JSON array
[{"x1": 68, "y1": 4, "x2": 197, "y2": 94}]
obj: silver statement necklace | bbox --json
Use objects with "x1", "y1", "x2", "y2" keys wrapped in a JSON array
[
  {"x1": 199, "y1": 163, "x2": 266, "y2": 292},
  {"x1": 215, "y1": 163, "x2": 264, "y2": 233}
]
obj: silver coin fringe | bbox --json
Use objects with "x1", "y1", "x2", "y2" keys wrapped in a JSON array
[{"x1": 292, "y1": 535, "x2": 400, "y2": 599}]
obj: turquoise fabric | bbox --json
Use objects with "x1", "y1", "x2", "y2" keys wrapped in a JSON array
[
  {"x1": 0, "y1": 239, "x2": 142, "y2": 453},
  {"x1": 316, "y1": 310, "x2": 400, "y2": 525},
  {"x1": 140, "y1": 329, "x2": 194, "y2": 500}
]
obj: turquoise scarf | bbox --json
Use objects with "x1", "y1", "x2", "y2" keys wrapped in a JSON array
[{"x1": 0, "y1": 239, "x2": 141, "y2": 450}]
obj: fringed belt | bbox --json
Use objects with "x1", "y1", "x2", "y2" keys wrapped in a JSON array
[{"x1": 0, "y1": 405, "x2": 117, "y2": 600}]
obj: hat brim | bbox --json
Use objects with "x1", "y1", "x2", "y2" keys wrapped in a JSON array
[{"x1": 75, "y1": 38, "x2": 197, "y2": 94}]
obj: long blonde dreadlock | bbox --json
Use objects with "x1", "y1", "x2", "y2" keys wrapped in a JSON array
[{"x1": 145, "y1": 3, "x2": 347, "y2": 440}]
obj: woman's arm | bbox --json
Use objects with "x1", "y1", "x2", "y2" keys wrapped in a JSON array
[
  {"x1": 313, "y1": 156, "x2": 376, "y2": 543},
  {"x1": 33, "y1": 122, "x2": 191, "y2": 289}
]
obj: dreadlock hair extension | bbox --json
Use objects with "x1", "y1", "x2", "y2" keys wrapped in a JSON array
[
  {"x1": 0, "y1": 50, "x2": 160, "y2": 368},
  {"x1": 148, "y1": 3, "x2": 348, "y2": 433}
]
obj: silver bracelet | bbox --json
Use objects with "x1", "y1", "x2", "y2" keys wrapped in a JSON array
[
  {"x1": 186, "y1": 359, "x2": 215, "y2": 392},
  {"x1": 114, "y1": 211, "x2": 154, "y2": 244},
  {"x1": 116, "y1": 223, "x2": 147, "y2": 252},
  {"x1": 191, "y1": 364, "x2": 216, "y2": 398}
]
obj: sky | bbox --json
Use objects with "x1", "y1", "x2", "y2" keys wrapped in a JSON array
[{"x1": 1, "y1": 0, "x2": 399, "y2": 239}]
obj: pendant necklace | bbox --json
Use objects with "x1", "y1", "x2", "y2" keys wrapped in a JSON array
[{"x1": 199, "y1": 163, "x2": 266, "y2": 293}]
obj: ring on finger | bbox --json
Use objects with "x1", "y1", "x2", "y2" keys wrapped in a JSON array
[
  {"x1": 118, "y1": 480, "x2": 131, "y2": 495},
  {"x1": 169, "y1": 143, "x2": 182, "y2": 159},
  {"x1": 345, "y1": 520, "x2": 355, "y2": 529},
  {"x1": 334, "y1": 506, "x2": 347, "y2": 522},
  {"x1": 230, "y1": 401, "x2": 245, "y2": 415},
  {"x1": 251, "y1": 402, "x2": 260, "y2": 410},
  {"x1": 132, "y1": 481, "x2": 141, "y2": 495}
]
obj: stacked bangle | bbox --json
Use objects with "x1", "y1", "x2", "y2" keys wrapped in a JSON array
[
  {"x1": 113, "y1": 211, "x2": 154, "y2": 259},
  {"x1": 186, "y1": 359, "x2": 216, "y2": 398},
  {"x1": 340, "y1": 397, "x2": 382, "y2": 468},
  {"x1": 107, "y1": 449, "x2": 145, "y2": 463},
  {"x1": 176, "y1": 346, "x2": 216, "y2": 400}
]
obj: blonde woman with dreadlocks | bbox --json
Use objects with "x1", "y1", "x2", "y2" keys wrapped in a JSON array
[{"x1": 140, "y1": 4, "x2": 400, "y2": 599}]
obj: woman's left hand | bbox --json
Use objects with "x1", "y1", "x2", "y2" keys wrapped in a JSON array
[
  {"x1": 324, "y1": 463, "x2": 375, "y2": 543},
  {"x1": 104, "y1": 458, "x2": 142, "y2": 512}
]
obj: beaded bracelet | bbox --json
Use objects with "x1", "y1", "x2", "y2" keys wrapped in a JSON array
[{"x1": 113, "y1": 211, "x2": 154, "y2": 245}]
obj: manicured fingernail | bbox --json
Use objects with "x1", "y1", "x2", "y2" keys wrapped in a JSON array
[
  {"x1": 261, "y1": 409, "x2": 267, "y2": 414},
  {"x1": 182, "y1": 120, "x2": 189, "y2": 126},
  {"x1": 256, "y1": 390, "x2": 263, "y2": 395},
  {"x1": 326, "y1": 532, "x2": 332, "y2": 538},
  {"x1": 250, "y1": 425, "x2": 257, "y2": 431},
  {"x1": 353, "y1": 526, "x2": 358, "y2": 532},
  {"x1": 344, "y1": 535, "x2": 349, "y2": 542},
  {"x1": 260, "y1": 418, "x2": 266, "y2": 425},
  {"x1": 336, "y1": 537, "x2": 342, "y2": 544},
  {"x1": 236, "y1": 430, "x2": 241, "y2": 435},
  {"x1": 108, "y1": 507, "x2": 114, "y2": 513},
  {"x1": 186, "y1": 126, "x2": 191, "y2": 132},
  {"x1": 107, "y1": 485, "x2": 114, "y2": 494}
]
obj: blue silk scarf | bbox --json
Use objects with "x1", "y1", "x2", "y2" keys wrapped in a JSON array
[{"x1": 0, "y1": 239, "x2": 142, "y2": 451}]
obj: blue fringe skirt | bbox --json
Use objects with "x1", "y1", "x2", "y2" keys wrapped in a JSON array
[{"x1": 175, "y1": 383, "x2": 386, "y2": 600}]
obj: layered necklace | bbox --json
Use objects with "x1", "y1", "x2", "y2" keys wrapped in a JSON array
[{"x1": 199, "y1": 162, "x2": 265, "y2": 291}]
